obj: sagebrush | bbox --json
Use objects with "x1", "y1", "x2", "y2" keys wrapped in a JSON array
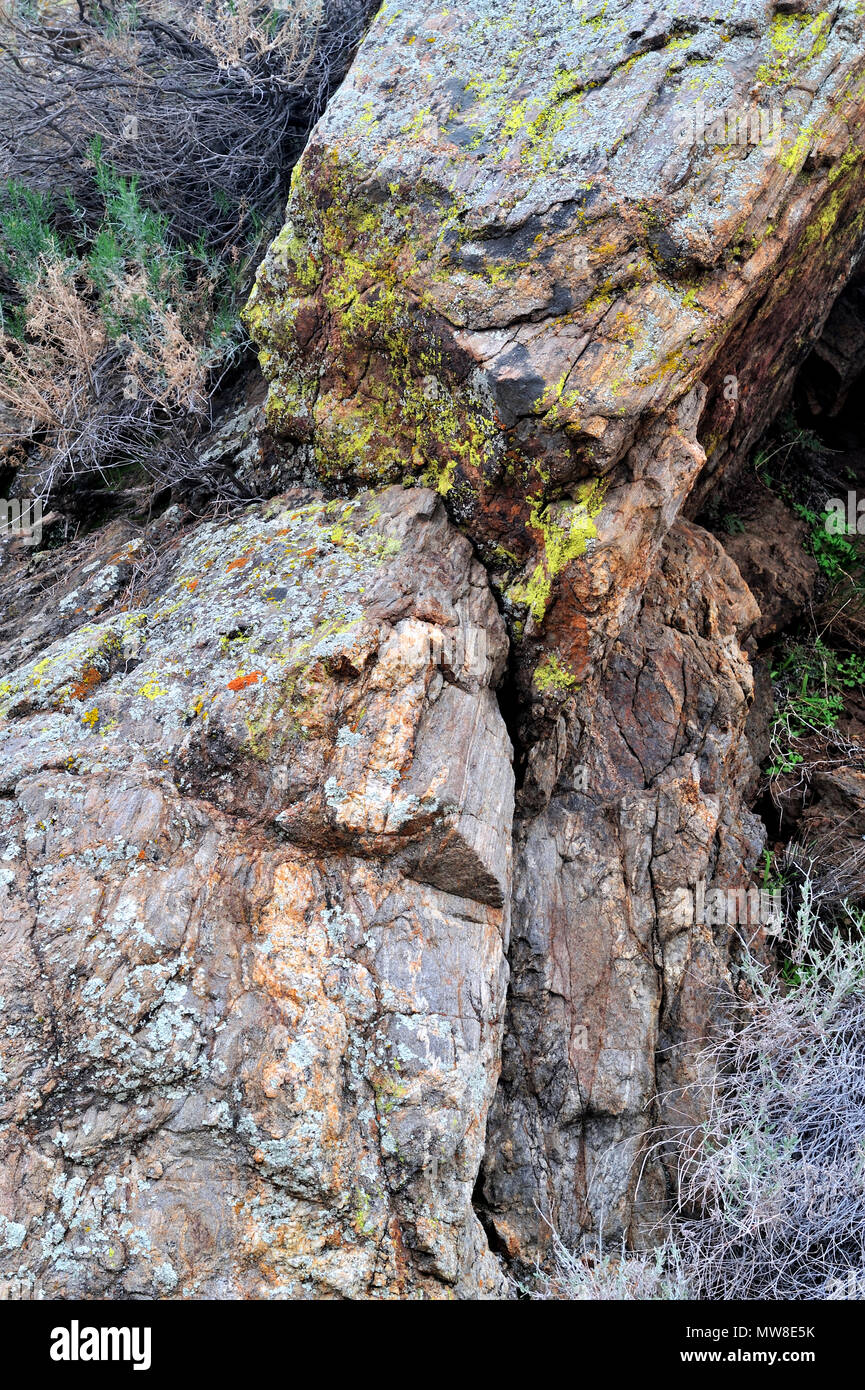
[{"x1": 0, "y1": 0, "x2": 367, "y2": 503}]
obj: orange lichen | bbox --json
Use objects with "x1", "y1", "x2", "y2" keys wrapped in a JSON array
[
  {"x1": 71, "y1": 665, "x2": 103, "y2": 700},
  {"x1": 228, "y1": 671, "x2": 262, "y2": 691}
]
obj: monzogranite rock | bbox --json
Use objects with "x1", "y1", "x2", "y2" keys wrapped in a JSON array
[
  {"x1": 241, "y1": 0, "x2": 865, "y2": 1273},
  {"x1": 3, "y1": 0, "x2": 865, "y2": 1300},
  {"x1": 0, "y1": 487, "x2": 512, "y2": 1297},
  {"x1": 481, "y1": 521, "x2": 764, "y2": 1260},
  {"x1": 246, "y1": 0, "x2": 865, "y2": 710}
]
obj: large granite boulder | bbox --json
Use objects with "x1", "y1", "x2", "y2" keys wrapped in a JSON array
[
  {"x1": 239, "y1": 0, "x2": 865, "y2": 1274},
  {"x1": 0, "y1": 487, "x2": 513, "y2": 1298},
  {"x1": 4, "y1": 0, "x2": 865, "y2": 1299}
]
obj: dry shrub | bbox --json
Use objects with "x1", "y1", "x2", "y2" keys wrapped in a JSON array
[
  {"x1": 529, "y1": 881, "x2": 865, "y2": 1300},
  {"x1": 668, "y1": 881, "x2": 865, "y2": 1300},
  {"x1": 0, "y1": 0, "x2": 368, "y2": 502},
  {"x1": 783, "y1": 827, "x2": 865, "y2": 917},
  {"x1": 118, "y1": 275, "x2": 208, "y2": 413},
  {"x1": 0, "y1": 258, "x2": 105, "y2": 436},
  {"x1": 192, "y1": 0, "x2": 324, "y2": 86},
  {"x1": 525, "y1": 1226, "x2": 690, "y2": 1301},
  {"x1": 0, "y1": 0, "x2": 365, "y2": 254},
  {"x1": 0, "y1": 246, "x2": 211, "y2": 492}
]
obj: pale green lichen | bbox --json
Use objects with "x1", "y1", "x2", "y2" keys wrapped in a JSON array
[
  {"x1": 756, "y1": 10, "x2": 831, "y2": 87},
  {"x1": 532, "y1": 651, "x2": 579, "y2": 694},
  {"x1": 507, "y1": 477, "x2": 607, "y2": 623},
  {"x1": 248, "y1": 151, "x2": 504, "y2": 496}
]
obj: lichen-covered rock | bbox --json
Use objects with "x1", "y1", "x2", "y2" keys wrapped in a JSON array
[
  {"x1": 236, "y1": 0, "x2": 865, "y2": 1274},
  {"x1": 245, "y1": 0, "x2": 865, "y2": 699},
  {"x1": 5, "y1": 0, "x2": 865, "y2": 1301},
  {"x1": 0, "y1": 486, "x2": 513, "y2": 1298}
]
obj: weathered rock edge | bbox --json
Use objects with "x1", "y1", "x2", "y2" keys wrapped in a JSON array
[{"x1": 242, "y1": 0, "x2": 865, "y2": 1268}]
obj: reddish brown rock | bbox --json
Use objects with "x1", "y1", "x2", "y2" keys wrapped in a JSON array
[
  {"x1": 6, "y1": 0, "x2": 865, "y2": 1300},
  {"x1": 481, "y1": 522, "x2": 765, "y2": 1262},
  {"x1": 719, "y1": 490, "x2": 818, "y2": 639}
]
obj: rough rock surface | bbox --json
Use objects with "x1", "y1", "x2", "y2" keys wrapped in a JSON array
[
  {"x1": 240, "y1": 0, "x2": 865, "y2": 1273},
  {"x1": 799, "y1": 265, "x2": 865, "y2": 417},
  {"x1": 481, "y1": 521, "x2": 764, "y2": 1260},
  {"x1": 720, "y1": 490, "x2": 818, "y2": 640},
  {"x1": 800, "y1": 767, "x2": 865, "y2": 898},
  {"x1": 5, "y1": 0, "x2": 865, "y2": 1300},
  {"x1": 246, "y1": 0, "x2": 865, "y2": 702},
  {"x1": 0, "y1": 487, "x2": 513, "y2": 1298}
]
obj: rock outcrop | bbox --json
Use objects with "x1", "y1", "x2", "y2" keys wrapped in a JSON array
[
  {"x1": 719, "y1": 489, "x2": 819, "y2": 641},
  {"x1": 4, "y1": 0, "x2": 865, "y2": 1298},
  {"x1": 245, "y1": 0, "x2": 865, "y2": 714},
  {"x1": 0, "y1": 488, "x2": 512, "y2": 1298},
  {"x1": 240, "y1": 0, "x2": 865, "y2": 1273},
  {"x1": 481, "y1": 522, "x2": 764, "y2": 1260}
]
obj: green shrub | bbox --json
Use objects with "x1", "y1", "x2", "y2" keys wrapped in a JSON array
[
  {"x1": 0, "y1": 0, "x2": 367, "y2": 499},
  {"x1": 767, "y1": 637, "x2": 857, "y2": 778},
  {"x1": 794, "y1": 500, "x2": 864, "y2": 587}
]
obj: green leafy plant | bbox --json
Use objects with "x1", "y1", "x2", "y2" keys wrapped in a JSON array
[
  {"x1": 760, "y1": 846, "x2": 791, "y2": 896},
  {"x1": 793, "y1": 501, "x2": 863, "y2": 587},
  {"x1": 0, "y1": 0, "x2": 366, "y2": 500},
  {"x1": 767, "y1": 638, "x2": 850, "y2": 778},
  {"x1": 0, "y1": 142, "x2": 249, "y2": 487}
]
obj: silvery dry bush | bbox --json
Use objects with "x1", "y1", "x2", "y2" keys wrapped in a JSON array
[
  {"x1": 533, "y1": 878, "x2": 865, "y2": 1300},
  {"x1": 669, "y1": 880, "x2": 865, "y2": 1300},
  {"x1": 525, "y1": 1227, "x2": 691, "y2": 1301}
]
